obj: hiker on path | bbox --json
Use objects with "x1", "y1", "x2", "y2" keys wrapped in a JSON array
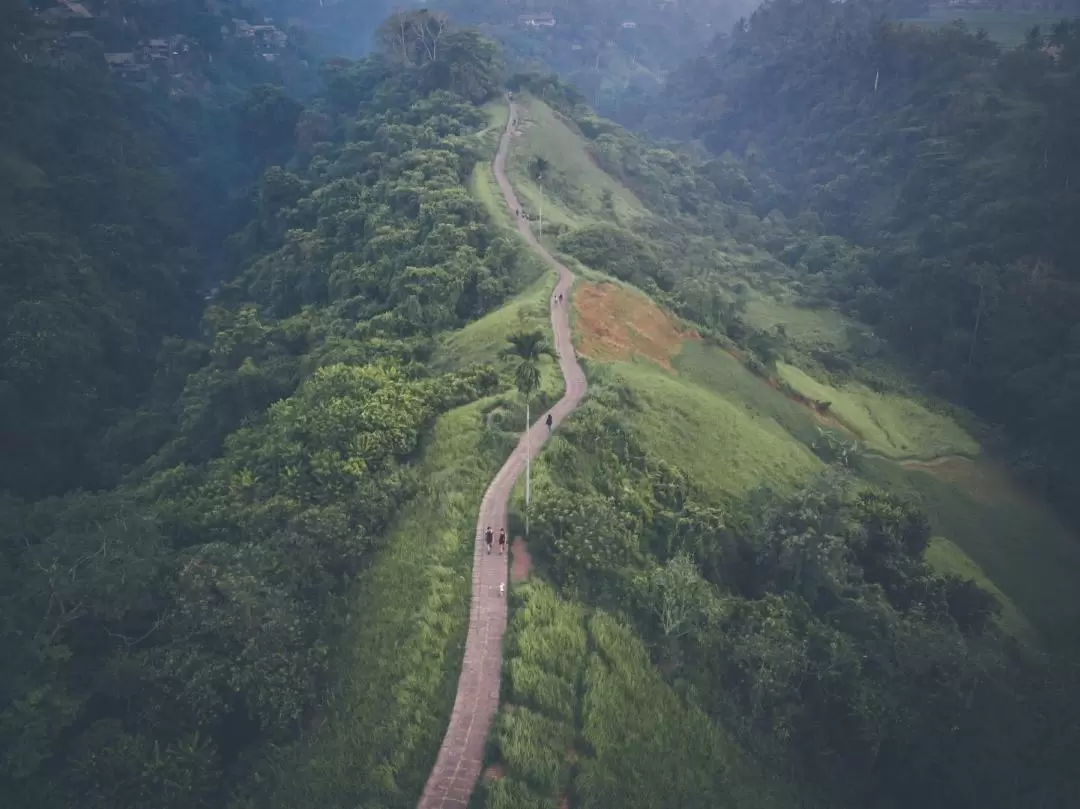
[
  {"x1": 498, "y1": 528, "x2": 506, "y2": 554},
  {"x1": 545, "y1": 413, "x2": 553, "y2": 433},
  {"x1": 485, "y1": 526, "x2": 493, "y2": 554},
  {"x1": 558, "y1": 293, "x2": 563, "y2": 303}
]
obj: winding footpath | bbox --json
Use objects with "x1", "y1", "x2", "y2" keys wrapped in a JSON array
[{"x1": 416, "y1": 101, "x2": 588, "y2": 809}]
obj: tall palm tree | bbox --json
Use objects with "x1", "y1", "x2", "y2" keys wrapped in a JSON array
[{"x1": 504, "y1": 330, "x2": 556, "y2": 535}]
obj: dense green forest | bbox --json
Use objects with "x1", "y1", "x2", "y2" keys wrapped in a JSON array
[
  {"x1": 0, "y1": 6, "x2": 518, "y2": 806},
  {"x1": 504, "y1": 391, "x2": 1080, "y2": 809},
  {"x1": 0, "y1": 0, "x2": 323, "y2": 498},
  {"x1": 633, "y1": 0, "x2": 1080, "y2": 525},
  {"x1": 437, "y1": 0, "x2": 755, "y2": 116},
  {"x1": 5, "y1": 1, "x2": 1080, "y2": 808},
  {"x1": 474, "y1": 69, "x2": 1080, "y2": 809}
]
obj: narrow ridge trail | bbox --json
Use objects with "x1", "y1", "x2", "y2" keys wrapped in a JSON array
[{"x1": 416, "y1": 100, "x2": 588, "y2": 809}]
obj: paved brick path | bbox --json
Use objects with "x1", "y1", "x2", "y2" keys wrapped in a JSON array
[{"x1": 416, "y1": 100, "x2": 588, "y2": 809}]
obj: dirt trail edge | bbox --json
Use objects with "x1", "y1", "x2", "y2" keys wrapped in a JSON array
[{"x1": 416, "y1": 100, "x2": 588, "y2": 809}]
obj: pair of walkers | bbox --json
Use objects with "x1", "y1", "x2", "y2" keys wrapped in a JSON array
[{"x1": 485, "y1": 526, "x2": 506, "y2": 554}]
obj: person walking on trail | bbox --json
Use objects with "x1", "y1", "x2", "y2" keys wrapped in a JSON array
[
  {"x1": 498, "y1": 528, "x2": 507, "y2": 554},
  {"x1": 485, "y1": 526, "x2": 493, "y2": 554},
  {"x1": 545, "y1": 412, "x2": 553, "y2": 433}
]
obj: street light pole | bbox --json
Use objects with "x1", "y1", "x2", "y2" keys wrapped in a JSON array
[
  {"x1": 525, "y1": 397, "x2": 530, "y2": 537},
  {"x1": 537, "y1": 174, "x2": 543, "y2": 240}
]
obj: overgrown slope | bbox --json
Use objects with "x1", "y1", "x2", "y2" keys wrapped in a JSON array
[
  {"x1": 642, "y1": 0, "x2": 1080, "y2": 525},
  {"x1": 0, "y1": 27, "x2": 535, "y2": 809},
  {"x1": 474, "y1": 86, "x2": 1080, "y2": 809}
]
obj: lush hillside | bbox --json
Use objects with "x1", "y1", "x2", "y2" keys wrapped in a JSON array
[
  {"x1": 0, "y1": 13, "x2": 536, "y2": 808},
  {"x1": 472, "y1": 86, "x2": 1080, "y2": 809},
  {"x1": 636, "y1": 0, "x2": 1080, "y2": 527},
  {"x1": 0, "y1": 0, "x2": 327, "y2": 499},
  {"x1": 6, "y1": 4, "x2": 1080, "y2": 809}
]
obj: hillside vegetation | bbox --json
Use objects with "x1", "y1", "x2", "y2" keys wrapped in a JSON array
[
  {"x1": 641, "y1": 0, "x2": 1080, "y2": 527},
  {"x1": 5, "y1": 4, "x2": 1080, "y2": 809},
  {"x1": 0, "y1": 13, "x2": 539, "y2": 807},
  {"x1": 479, "y1": 70, "x2": 1080, "y2": 809}
]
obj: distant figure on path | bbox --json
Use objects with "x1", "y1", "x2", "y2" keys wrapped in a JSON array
[
  {"x1": 558, "y1": 293, "x2": 563, "y2": 303},
  {"x1": 498, "y1": 528, "x2": 506, "y2": 554},
  {"x1": 485, "y1": 526, "x2": 493, "y2": 554},
  {"x1": 545, "y1": 413, "x2": 553, "y2": 433}
]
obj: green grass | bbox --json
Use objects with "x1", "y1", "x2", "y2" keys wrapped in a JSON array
[
  {"x1": 676, "y1": 341, "x2": 826, "y2": 448},
  {"x1": 436, "y1": 275, "x2": 555, "y2": 371},
  {"x1": 507, "y1": 97, "x2": 645, "y2": 230},
  {"x1": 484, "y1": 583, "x2": 804, "y2": 809},
  {"x1": 610, "y1": 361, "x2": 822, "y2": 500},
  {"x1": 901, "y1": 9, "x2": 1066, "y2": 47},
  {"x1": 577, "y1": 612, "x2": 804, "y2": 809},
  {"x1": 229, "y1": 401, "x2": 502, "y2": 809},
  {"x1": 861, "y1": 456, "x2": 1080, "y2": 646},
  {"x1": 482, "y1": 583, "x2": 585, "y2": 809},
  {"x1": 475, "y1": 101, "x2": 510, "y2": 159},
  {"x1": 494, "y1": 707, "x2": 575, "y2": 797},
  {"x1": 925, "y1": 535, "x2": 1038, "y2": 642},
  {"x1": 742, "y1": 293, "x2": 854, "y2": 353},
  {"x1": 469, "y1": 149, "x2": 518, "y2": 233},
  {"x1": 572, "y1": 276, "x2": 1076, "y2": 649},
  {"x1": 674, "y1": 339, "x2": 1078, "y2": 645},
  {"x1": 777, "y1": 362, "x2": 980, "y2": 460}
]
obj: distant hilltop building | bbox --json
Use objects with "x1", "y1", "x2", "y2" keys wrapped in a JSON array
[{"x1": 518, "y1": 12, "x2": 556, "y2": 28}]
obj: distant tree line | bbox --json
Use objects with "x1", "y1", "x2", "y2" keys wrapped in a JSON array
[{"x1": 636, "y1": 0, "x2": 1080, "y2": 525}]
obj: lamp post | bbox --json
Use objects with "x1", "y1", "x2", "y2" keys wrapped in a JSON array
[{"x1": 525, "y1": 396, "x2": 530, "y2": 537}]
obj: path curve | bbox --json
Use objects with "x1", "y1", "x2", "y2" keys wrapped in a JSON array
[{"x1": 416, "y1": 99, "x2": 588, "y2": 809}]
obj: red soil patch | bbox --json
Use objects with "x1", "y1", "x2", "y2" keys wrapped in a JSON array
[
  {"x1": 482, "y1": 762, "x2": 506, "y2": 782},
  {"x1": 510, "y1": 537, "x2": 532, "y2": 582},
  {"x1": 573, "y1": 282, "x2": 699, "y2": 371}
]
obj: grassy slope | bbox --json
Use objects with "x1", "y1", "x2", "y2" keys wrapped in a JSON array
[
  {"x1": 925, "y1": 536, "x2": 1037, "y2": 641},
  {"x1": 504, "y1": 96, "x2": 646, "y2": 230},
  {"x1": 776, "y1": 361, "x2": 980, "y2": 460},
  {"x1": 743, "y1": 291, "x2": 854, "y2": 352},
  {"x1": 613, "y1": 360, "x2": 821, "y2": 500},
  {"x1": 230, "y1": 403, "x2": 501, "y2": 809},
  {"x1": 482, "y1": 582, "x2": 808, "y2": 809},
  {"x1": 230, "y1": 102, "x2": 568, "y2": 809},
  {"x1": 860, "y1": 455, "x2": 1080, "y2": 645},
  {"x1": 506, "y1": 96, "x2": 1080, "y2": 645}
]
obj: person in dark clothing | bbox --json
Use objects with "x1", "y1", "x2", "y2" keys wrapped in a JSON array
[
  {"x1": 545, "y1": 413, "x2": 553, "y2": 433},
  {"x1": 485, "y1": 526, "x2": 493, "y2": 554},
  {"x1": 498, "y1": 528, "x2": 507, "y2": 554}
]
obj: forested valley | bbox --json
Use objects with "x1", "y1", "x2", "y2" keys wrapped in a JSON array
[
  {"x1": 1, "y1": 2, "x2": 516, "y2": 805},
  {"x1": 634, "y1": 0, "x2": 1080, "y2": 525},
  {"x1": 3, "y1": 1, "x2": 1080, "y2": 808}
]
